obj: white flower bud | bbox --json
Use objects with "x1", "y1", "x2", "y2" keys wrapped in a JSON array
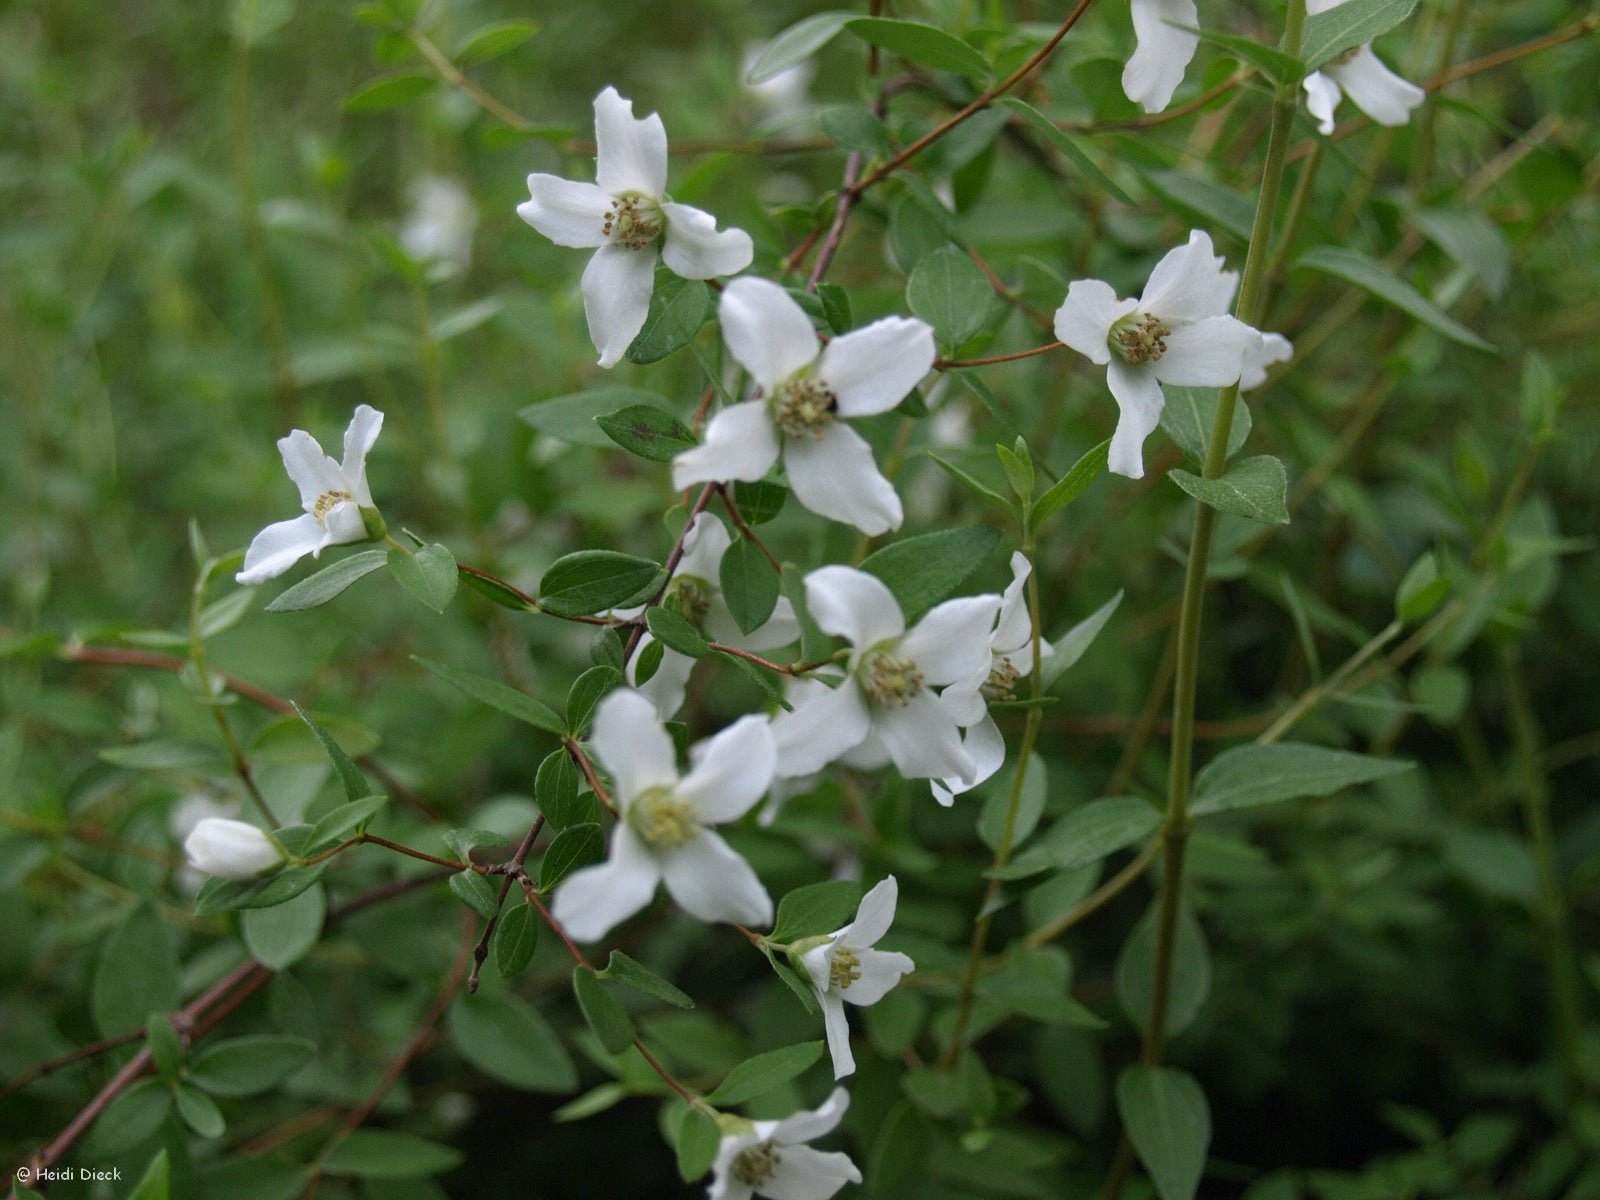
[{"x1": 183, "y1": 818, "x2": 283, "y2": 880}]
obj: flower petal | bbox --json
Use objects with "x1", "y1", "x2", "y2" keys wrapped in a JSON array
[
  {"x1": 661, "y1": 202, "x2": 753, "y2": 279},
  {"x1": 1303, "y1": 70, "x2": 1342, "y2": 136},
  {"x1": 1122, "y1": 0, "x2": 1200, "y2": 114},
  {"x1": 771, "y1": 677, "x2": 873, "y2": 778},
  {"x1": 320, "y1": 500, "x2": 367, "y2": 546},
  {"x1": 819, "y1": 992, "x2": 855, "y2": 1079},
  {"x1": 338, "y1": 405, "x2": 384, "y2": 505},
  {"x1": 589, "y1": 688, "x2": 677, "y2": 805},
  {"x1": 707, "y1": 594, "x2": 800, "y2": 652},
  {"x1": 1104, "y1": 358, "x2": 1165, "y2": 480},
  {"x1": 581, "y1": 243, "x2": 658, "y2": 369},
  {"x1": 899, "y1": 594, "x2": 1004, "y2": 686},
  {"x1": 783, "y1": 421, "x2": 903, "y2": 536},
  {"x1": 671, "y1": 401, "x2": 781, "y2": 490},
  {"x1": 842, "y1": 876, "x2": 898, "y2": 947},
  {"x1": 762, "y1": 1149, "x2": 862, "y2": 1200},
  {"x1": 874, "y1": 691, "x2": 974, "y2": 782},
  {"x1": 658, "y1": 829, "x2": 773, "y2": 927},
  {"x1": 516, "y1": 175, "x2": 611, "y2": 248},
  {"x1": 817, "y1": 317, "x2": 936, "y2": 417},
  {"x1": 717, "y1": 276, "x2": 820, "y2": 392},
  {"x1": 1138, "y1": 230, "x2": 1237, "y2": 322},
  {"x1": 803, "y1": 565, "x2": 904, "y2": 650},
  {"x1": 1053, "y1": 279, "x2": 1134, "y2": 366},
  {"x1": 992, "y1": 551, "x2": 1034, "y2": 655},
  {"x1": 1152, "y1": 316, "x2": 1261, "y2": 386},
  {"x1": 550, "y1": 826, "x2": 661, "y2": 943},
  {"x1": 627, "y1": 636, "x2": 696, "y2": 719},
  {"x1": 237, "y1": 513, "x2": 330, "y2": 586},
  {"x1": 841, "y1": 947, "x2": 915, "y2": 1006},
  {"x1": 773, "y1": 1087, "x2": 852, "y2": 1144},
  {"x1": 933, "y1": 713, "x2": 1006, "y2": 804},
  {"x1": 277, "y1": 429, "x2": 344, "y2": 511},
  {"x1": 1327, "y1": 45, "x2": 1425, "y2": 128},
  {"x1": 678, "y1": 714, "x2": 777, "y2": 822},
  {"x1": 1240, "y1": 331, "x2": 1294, "y2": 391},
  {"x1": 592, "y1": 87, "x2": 667, "y2": 197}
]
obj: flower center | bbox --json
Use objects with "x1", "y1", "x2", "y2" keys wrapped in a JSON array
[
  {"x1": 312, "y1": 489, "x2": 352, "y2": 524},
  {"x1": 731, "y1": 1142, "x2": 781, "y2": 1188},
  {"x1": 1109, "y1": 312, "x2": 1172, "y2": 365},
  {"x1": 602, "y1": 192, "x2": 664, "y2": 251},
  {"x1": 861, "y1": 650, "x2": 923, "y2": 708},
  {"x1": 829, "y1": 946, "x2": 862, "y2": 990},
  {"x1": 770, "y1": 376, "x2": 838, "y2": 439},
  {"x1": 629, "y1": 786, "x2": 700, "y2": 848},
  {"x1": 984, "y1": 657, "x2": 1021, "y2": 700},
  {"x1": 666, "y1": 575, "x2": 713, "y2": 627}
]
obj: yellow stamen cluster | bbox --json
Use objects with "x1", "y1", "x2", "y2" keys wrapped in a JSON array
[
  {"x1": 984, "y1": 657, "x2": 1021, "y2": 700},
  {"x1": 732, "y1": 1142, "x2": 781, "y2": 1188},
  {"x1": 667, "y1": 576, "x2": 712, "y2": 626},
  {"x1": 629, "y1": 787, "x2": 700, "y2": 848},
  {"x1": 1109, "y1": 312, "x2": 1172, "y2": 365},
  {"x1": 863, "y1": 652, "x2": 923, "y2": 708},
  {"x1": 771, "y1": 377, "x2": 838, "y2": 439},
  {"x1": 312, "y1": 489, "x2": 353, "y2": 522},
  {"x1": 603, "y1": 193, "x2": 663, "y2": 251},
  {"x1": 829, "y1": 946, "x2": 862, "y2": 990}
]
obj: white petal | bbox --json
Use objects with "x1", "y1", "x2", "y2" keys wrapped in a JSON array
[
  {"x1": 773, "y1": 1087, "x2": 852, "y2": 1144},
  {"x1": 1104, "y1": 359, "x2": 1165, "y2": 480},
  {"x1": 658, "y1": 830, "x2": 773, "y2": 926},
  {"x1": 551, "y1": 826, "x2": 662, "y2": 943},
  {"x1": 841, "y1": 947, "x2": 914, "y2": 1006},
  {"x1": 1053, "y1": 279, "x2": 1135, "y2": 365},
  {"x1": 817, "y1": 317, "x2": 936, "y2": 417},
  {"x1": 277, "y1": 429, "x2": 343, "y2": 511},
  {"x1": 941, "y1": 674, "x2": 989, "y2": 729},
  {"x1": 718, "y1": 276, "x2": 820, "y2": 392},
  {"x1": 338, "y1": 406, "x2": 383, "y2": 505},
  {"x1": 660, "y1": 203, "x2": 753, "y2": 279},
  {"x1": 993, "y1": 552, "x2": 1034, "y2": 655},
  {"x1": 581, "y1": 243, "x2": 658, "y2": 369},
  {"x1": 803, "y1": 565, "x2": 903, "y2": 650},
  {"x1": 762, "y1": 1148, "x2": 862, "y2": 1200},
  {"x1": 1138, "y1": 230, "x2": 1237, "y2": 322},
  {"x1": 899, "y1": 595, "x2": 1004, "y2": 686},
  {"x1": 933, "y1": 713, "x2": 1005, "y2": 803},
  {"x1": 516, "y1": 175, "x2": 610, "y2": 248},
  {"x1": 1303, "y1": 71, "x2": 1342, "y2": 136},
  {"x1": 875, "y1": 691, "x2": 974, "y2": 782},
  {"x1": 1327, "y1": 45, "x2": 1425, "y2": 128},
  {"x1": 237, "y1": 514, "x2": 330, "y2": 585},
  {"x1": 671, "y1": 401, "x2": 782, "y2": 489},
  {"x1": 674, "y1": 512, "x2": 730, "y2": 583},
  {"x1": 842, "y1": 876, "x2": 898, "y2": 948},
  {"x1": 819, "y1": 993, "x2": 855, "y2": 1079},
  {"x1": 679, "y1": 714, "x2": 776, "y2": 822},
  {"x1": 711, "y1": 594, "x2": 800, "y2": 652},
  {"x1": 1240, "y1": 332, "x2": 1294, "y2": 391},
  {"x1": 627, "y1": 637, "x2": 695, "y2": 719},
  {"x1": 320, "y1": 500, "x2": 367, "y2": 546},
  {"x1": 592, "y1": 87, "x2": 667, "y2": 197},
  {"x1": 1306, "y1": 0, "x2": 1346, "y2": 14},
  {"x1": 1153, "y1": 317, "x2": 1261, "y2": 386},
  {"x1": 839, "y1": 726, "x2": 891, "y2": 771},
  {"x1": 1122, "y1": 0, "x2": 1199, "y2": 114},
  {"x1": 783, "y1": 422, "x2": 903, "y2": 536},
  {"x1": 771, "y1": 678, "x2": 873, "y2": 778},
  {"x1": 590, "y1": 689, "x2": 677, "y2": 805}
]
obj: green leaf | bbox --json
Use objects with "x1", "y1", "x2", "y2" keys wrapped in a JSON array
[
  {"x1": 1140, "y1": 170, "x2": 1254, "y2": 243},
  {"x1": 600, "y1": 950, "x2": 694, "y2": 1008},
  {"x1": 536, "y1": 748, "x2": 589, "y2": 830},
  {"x1": 412, "y1": 656, "x2": 564, "y2": 735},
  {"x1": 93, "y1": 903, "x2": 177, "y2": 1039},
  {"x1": 996, "y1": 440, "x2": 1034, "y2": 505},
  {"x1": 597, "y1": 404, "x2": 697, "y2": 463},
  {"x1": 322, "y1": 1130, "x2": 465, "y2": 1179},
  {"x1": 844, "y1": 17, "x2": 990, "y2": 80},
  {"x1": 344, "y1": 71, "x2": 437, "y2": 113},
  {"x1": 820, "y1": 105, "x2": 892, "y2": 156},
  {"x1": 495, "y1": 902, "x2": 539, "y2": 977},
  {"x1": 733, "y1": 480, "x2": 787, "y2": 525},
  {"x1": 928, "y1": 452, "x2": 1014, "y2": 511},
  {"x1": 706, "y1": 1041, "x2": 825, "y2": 1105},
  {"x1": 713, "y1": 649, "x2": 794, "y2": 710},
  {"x1": 127, "y1": 1148, "x2": 171, "y2": 1200},
  {"x1": 746, "y1": 11, "x2": 853, "y2": 83},
  {"x1": 1117, "y1": 1067, "x2": 1211, "y2": 1200},
  {"x1": 1115, "y1": 904, "x2": 1211, "y2": 1039},
  {"x1": 253, "y1": 709, "x2": 380, "y2": 767},
  {"x1": 760, "y1": 942, "x2": 819, "y2": 1013},
  {"x1": 676, "y1": 1106, "x2": 722, "y2": 1181},
  {"x1": 1294, "y1": 246, "x2": 1494, "y2": 350},
  {"x1": 566, "y1": 665, "x2": 620, "y2": 733},
  {"x1": 290, "y1": 702, "x2": 370, "y2": 801},
  {"x1": 449, "y1": 870, "x2": 502, "y2": 920},
  {"x1": 1301, "y1": 0, "x2": 1420, "y2": 70},
  {"x1": 447, "y1": 991, "x2": 577, "y2": 1093},
  {"x1": 241, "y1": 883, "x2": 326, "y2": 969},
  {"x1": 573, "y1": 966, "x2": 636, "y2": 1054},
  {"x1": 176, "y1": 1085, "x2": 226, "y2": 1138},
  {"x1": 198, "y1": 587, "x2": 255, "y2": 639},
  {"x1": 782, "y1": 564, "x2": 832, "y2": 664},
  {"x1": 88, "y1": 1080, "x2": 170, "y2": 1156},
  {"x1": 860, "y1": 526, "x2": 1001, "y2": 622},
  {"x1": 541, "y1": 551, "x2": 663, "y2": 618},
  {"x1": 1396, "y1": 553, "x2": 1449, "y2": 624},
  {"x1": 193, "y1": 861, "x2": 327, "y2": 917},
  {"x1": 1191, "y1": 743, "x2": 1412, "y2": 815},
  {"x1": 999, "y1": 98, "x2": 1132, "y2": 204},
  {"x1": 539, "y1": 822, "x2": 605, "y2": 892},
  {"x1": 907, "y1": 245, "x2": 992, "y2": 354},
  {"x1": 99, "y1": 740, "x2": 219, "y2": 770},
  {"x1": 1190, "y1": 26, "x2": 1304, "y2": 82},
  {"x1": 444, "y1": 828, "x2": 508, "y2": 861},
  {"x1": 522, "y1": 386, "x2": 674, "y2": 447},
  {"x1": 1169, "y1": 456, "x2": 1290, "y2": 525},
  {"x1": 626, "y1": 276, "x2": 714, "y2": 364},
  {"x1": 978, "y1": 751, "x2": 1048, "y2": 852},
  {"x1": 720, "y1": 537, "x2": 782, "y2": 637},
  {"x1": 188, "y1": 1035, "x2": 316, "y2": 1097},
  {"x1": 453, "y1": 18, "x2": 538, "y2": 66},
  {"x1": 772, "y1": 880, "x2": 862, "y2": 942},
  {"x1": 388, "y1": 543, "x2": 458, "y2": 613},
  {"x1": 1159, "y1": 388, "x2": 1253, "y2": 464},
  {"x1": 146, "y1": 1013, "x2": 183, "y2": 1081},
  {"x1": 228, "y1": 0, "x2": 294, "y2": 45},
  {"x1": 1032, "y1": 439, "x2": 1110, "y2": 525},
  {"x1": 989, "y1": 796, "x2": 1159, "y2": 880},
  {"x1": 647, "y1": 606, "x2": 710, "y2": 658},
  {"x1": 459, "y1": 566, "x2": 538, "y2": 612},
  {"x1": 306, "y1": 795, "x2": 387, "y2": 850},
  {"x1": 1042, "y1": 590, "x2": 1124, "y2": 690}
]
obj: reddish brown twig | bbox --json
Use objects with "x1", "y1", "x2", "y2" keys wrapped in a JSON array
[{"x1": 469, "y1": 817, "x2": 545, "y2": 993}]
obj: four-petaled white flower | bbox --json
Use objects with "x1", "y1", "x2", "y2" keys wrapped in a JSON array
[
  {"x1": 619, "y1": 514, "x2": 799, "y2": 718},
  {"x1": 553, "y1": 689, "x2": 775, "y2": 942},
  {"x1": 709, "y1": 1088, "x2": 862, "y2": 1200},
  {"x1": 1054, "y1": 231, "x2": 1281, "y2": 479},
  {"x1": 798, "y1": 877, "x2": 915, "y2": 1079},
  {"x1": 1302, "y1": 0, "x2": 1425, "y2": 136},
  {"x1": 673, "y1": 277, "x2": 935, "y2": 536},
  {"x1": 237, "y1": 405, "x2": 385, "y2": 586},
  {"x1": 184, "y1": 818, "x2": 283, "y2": 880},
  {"x1": 1123, "y1": 0, "x2": 1201, "y2": 114},
  {"x1": 935, "y1": 552, "x2": 1053, "y2": 807},
  {"x1": 770, "y1": 567, "x2": 1000, "y2": 784},
  {"x1": 517, "y1": 87, "x2": 753, "y2": 368}
]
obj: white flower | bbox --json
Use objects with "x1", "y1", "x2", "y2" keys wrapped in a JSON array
[
  {"x1": 184, "y1": 818, "x2": 283, "y2": 880},
  {"x1": 1123, "y1": 0, "x2": 1201, "y2": 114},
  {"x1": 770, "y1": 567, "x2": 1000, "y2": 783},
  {"x1": 673, "y1": 277, "x2": 934, "y2": 536},
  {"x1": 1240, "y1": 332, "x2": 1294, "y2": 391},
  {"x1": 552, "y1": 690, "x2": 775, "y2": 942},
  {"x1": 400, "y1": 175, "x2": 476, "y2": 278},
  {"x1": 237, "y1": 405, "x2": 384, "y2": 585},
  {"x1": 517, "y1": 87, "x2": 753, "y2": 368},
  {"x1": 620, "y1": 514, "x2": 799, "y2": 718},
  {"x1": 934, "y1": 552, "x2": 1052, "y2": 807},
  {"x1": 1054, "y1": 231, "x2": 1279, "y2": 479},
  {"x1": 1302, "y1": 0, "x2": 1425, "y2": 135},
  {"x1": 709, "y1": 1088, "x2": 862, "y2": 1200},
  {"x1": 798, "y1": 877, "x2": 915, "y2": 1079}
]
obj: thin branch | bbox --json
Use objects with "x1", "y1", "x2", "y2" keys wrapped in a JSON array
[
  {"x1": 936, "y1": 341, "x2": 1064, "y2": 370},
  {"x1": 717, "y1": 485, "x2": 783, "y2": 572},
  {"x1": 565, "y1": 738, "x2": 619, "y2": 817},
  {"x1": 470, "y1": 818, "x2": 545, "y2": 992}
]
